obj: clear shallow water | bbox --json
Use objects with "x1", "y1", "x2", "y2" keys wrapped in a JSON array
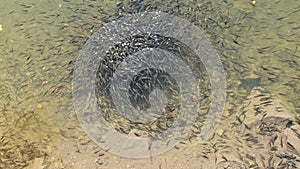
[{"x1": 0, "y1": 0, "x2": 299, "y2": 168}]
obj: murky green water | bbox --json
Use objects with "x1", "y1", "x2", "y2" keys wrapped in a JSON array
[{"x1": 0, "y1": 0, "x2": 299, "y2": 168}]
